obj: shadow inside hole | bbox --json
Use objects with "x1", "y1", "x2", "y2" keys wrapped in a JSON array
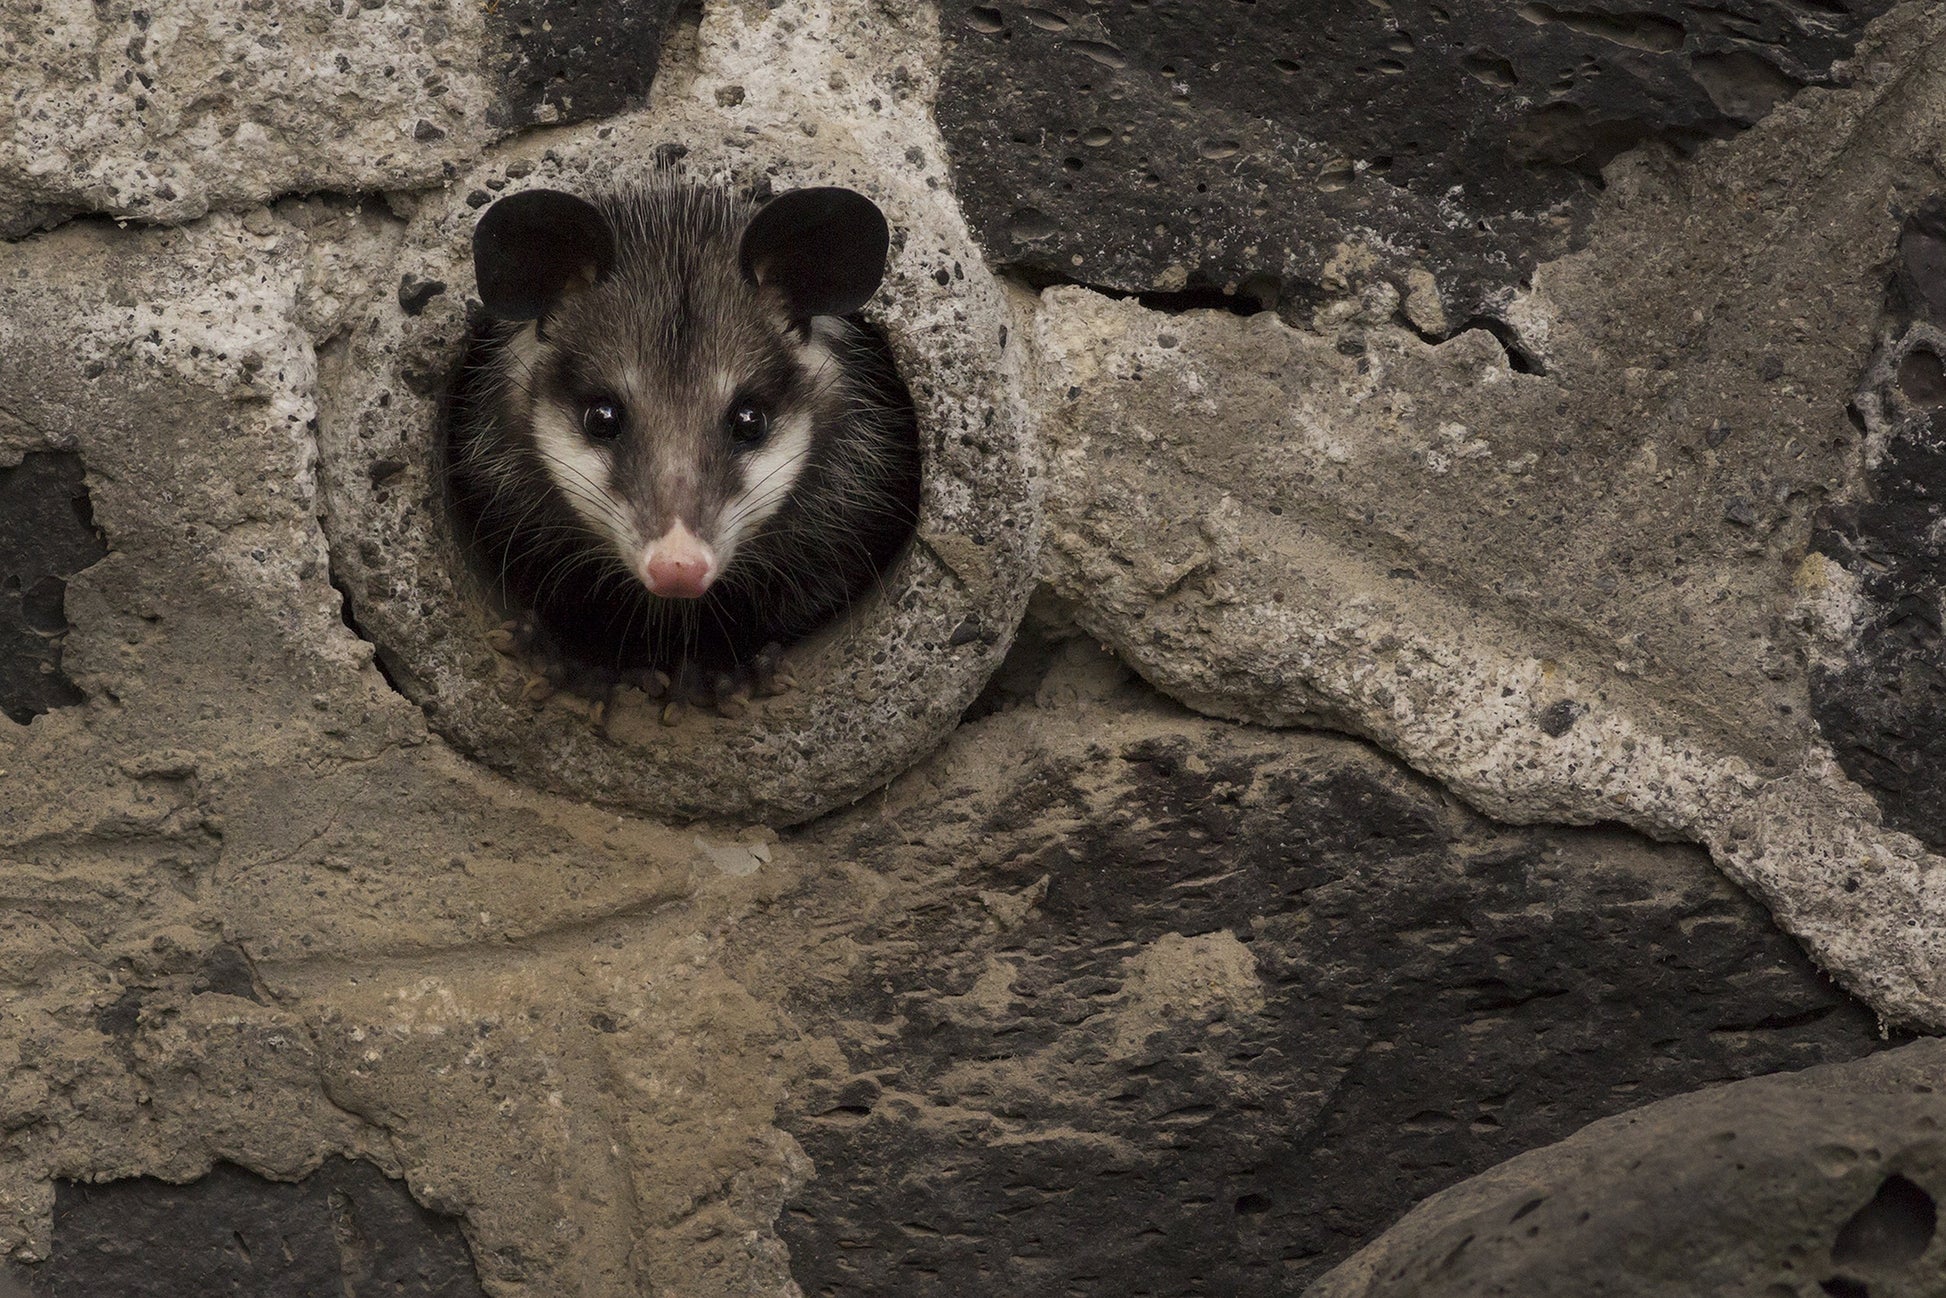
[
  {"x1": 439, "y1": 309, "x2": 922, "y2": 690},
  {"x1": 1004, "y1": 263, "x2": 1291, "y2": 318},
  {"x1": 1831, "y1": 1173, "x2": 1937, "y2": 1270},
  {"x1": 1897, "y1": 347, "x2": 1946, "y2": 407}
]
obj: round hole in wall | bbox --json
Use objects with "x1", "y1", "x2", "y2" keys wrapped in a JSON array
[{"x1": 315, "y1": 136, "x2": 1037, "y2": 826}]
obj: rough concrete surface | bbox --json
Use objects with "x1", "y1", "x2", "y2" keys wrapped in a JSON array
[
  {"x1": 1, "y1": 0, "x2": 1945, "y2": 1294},
  {"x1": 1304, "y1": 1038, "x2": 1946, "y2": 1298},
  {"x1": 1034, "y1": 2, "x2": 1946, "y2": 1027},
  {"x1": 0, "y1": 0, "x2": 693, "y2": 236},
  {"x1": 937, "y1": 0, "x2": 1898, "y2": 325},
  {"x1": 16, "y1": 1158, "x2": 486, "y2": 1296},
  {"x1": 0, "y1": 0, "x2": 494, "y2": 235},
  {"x1": 750, "y1": 641, "x2": 1896, "y2": 1295}
]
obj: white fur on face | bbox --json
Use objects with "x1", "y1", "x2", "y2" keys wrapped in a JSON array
[
  {"x1": 531, "y1": 403, "x2": 637, "y2": 559},
  {"x1": 507, "y1": 326, "x2": 637, "y2": 564},
  {"x1": 502, "y1": 317, "x2": 850, "y2": 583},
  {"x1": 721, "y1": 407, "x2": 814, "y2": 550},
  {"x1": 715, "y1": 329, "x2": 842, "y2": 555}
]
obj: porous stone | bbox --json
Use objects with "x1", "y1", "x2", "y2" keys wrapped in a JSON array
[
  {"x1": 11, "y1": 1159, "x2": 485, "y2": 1297},
  {"x1": 1030, "y1": 2, "x2": 1946, "y2": 1028},
  {"x1": 0, "y1": 0, "x2": 694, "y2": 238},
  {"x1": 315, "y1": 4, "x2": 1037, "y2": 825},
  {"x1": 737, "y1": 644, "x2": 1893, "y2": 1296},
  {"x1": 936, "y1": 0, "x2": 1895, "y2": 325},
  {"x1": 0, "y1": 0, "x2": 494, "y2": 235},
  {"x1": 1303, "y1": 1039, "x2": 1946, "y2": 1298},
  {"x1": 1812, "y1": 204, "x2": 1946, "y2": 853},
  {"x1": 0, "y1": 195, "x2": 814, "y2": 1297},
  {"x1": 486, "y1": 0, "x2": 685, "y2": 129}
]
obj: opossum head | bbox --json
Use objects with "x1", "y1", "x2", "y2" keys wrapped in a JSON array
[{"x1": 472, "y1": 181, "x2": 891, "y2": 600}]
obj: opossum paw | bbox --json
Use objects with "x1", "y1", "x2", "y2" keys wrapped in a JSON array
[
  {"x1": 748, "y1": 642, "x2": 797, "y2": 698},
  {"x1": 712, "y1": 673, "x2": 754, "y2": 720},
  {"x1": 705, "y1": 644, "x2": 796, "y2": 719},
  {"x1": 485, "y1": 611, "x2": 542, "y2": 657},
  {"x1": 484, "y1": 612, "x2": 797, "y2": 729},
  {"x1": 487, "y1": 612, "x2": 561, "y2": 696},
  {"x1": 587, "y1": 684, "x2": 618, "y2": 735},
  {"x1": 487, "y1": 611, "x2": 622, "y2": 733}
]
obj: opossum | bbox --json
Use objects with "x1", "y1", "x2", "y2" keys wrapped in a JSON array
[{"x1": 445, "y1": 177, "x2": 922, "y2": 705}]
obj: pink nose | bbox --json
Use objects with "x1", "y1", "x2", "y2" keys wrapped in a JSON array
[{"x1": 640, "y1": 522, "x2": 717, "y2": 599}]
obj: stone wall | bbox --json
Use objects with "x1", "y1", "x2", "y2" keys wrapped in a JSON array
[{"x1": 2, "y1": 0, "x2": 1943, "y2": 1294}]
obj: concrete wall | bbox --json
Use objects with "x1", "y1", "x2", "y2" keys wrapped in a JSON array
[{"x1": 2, "y1": 1, "x2": 1944, "y2": 1293}]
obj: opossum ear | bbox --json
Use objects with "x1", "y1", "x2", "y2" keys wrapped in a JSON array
[
  {"x1": 740, "y1": 187, "x2": 890, "y2": 319},
  {"x1": 473, "y1": 190, "x2": 616, "y2": 322}
]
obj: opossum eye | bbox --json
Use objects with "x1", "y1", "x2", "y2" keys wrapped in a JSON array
[
  {"x1": 725, "y1": 398, "x2": 770, "y2": 448},
  {"x1": 580, "y1": 398, "x2": 626, "y2": 441}
]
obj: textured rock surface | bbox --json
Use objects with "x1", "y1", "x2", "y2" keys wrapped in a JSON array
[
  {"x1": 0, "y1": 0, "x2": 492, "y2": 234},
  {"x1": 487, "y1": 0, "x2": 685, "y2": 130},
  {"x1": 0, "y1": 0, "x2": 693, "y2": 236},
  {"x1": 750, "y1": 642, "x2": 1893, "y2": 1296},
  {"x1": 0, "y1": 204, "x2": 811, "y2": 1296},
  {"x1": 12, "y1": 1159, "x2": 484, "y2": 1297},
  {"x1": 1305, "y1": 1038, "x2": 1946, "y2": 1298},
  {"x1": 0, "y1": 453, "x2": 103, "y2": 724},
  {"x1": 1812, "y1": 202, "x2": 1946, "y2": 853},
  {"x1": 316, "y1": 3, "x2": 1036, "y2": 825},
  {"x1": 1034, "y1": 1, "x2": 1946, "y2": 1026},
  {"x1": 937, "y1": 0, "x2": 1897, "y2": 324},
  {"x1": 2, "y1": 0, "x2": 1945, "y2": 1293}
]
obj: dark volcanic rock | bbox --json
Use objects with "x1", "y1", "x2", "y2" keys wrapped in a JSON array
[
  {"x1": 0, "y1": 452, "x2": 105, "y2": 726},
  {"x1": 9, "y1": 1159, "x2": 486, "y2": 1298},
  {"x1": 936, "y1": 0, "x2": 1896, "y2": 324},
  {"x1": 1302, "y1": 1040, "x2": 1946, "y2": 1298},
  {"x1": 483, "y1": 0, "x2": 685, "y2": 130},
  {"x1": 1813, "y1": 201, "x2": 1946, "y2": 852},
  {"x1": 758, "y1": 646, "x2": 1895, "y2": 1296}
]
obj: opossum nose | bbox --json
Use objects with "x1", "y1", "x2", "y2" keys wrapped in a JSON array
[{"x1": 640, "y1": 521, "x2": 717, "y2": 599}]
